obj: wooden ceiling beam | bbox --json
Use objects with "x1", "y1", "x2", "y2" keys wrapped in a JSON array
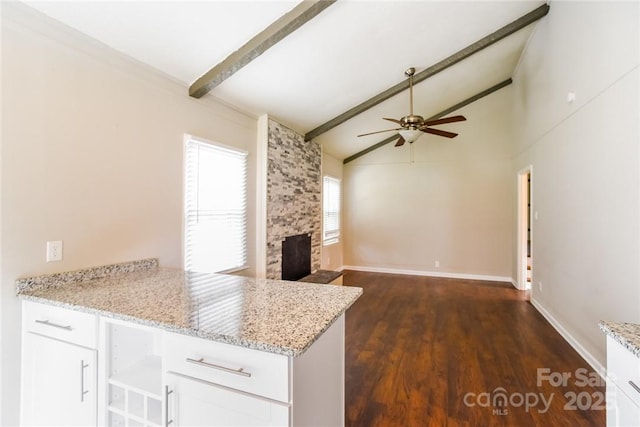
[
  {"x1": 189, "y1": 0, "x2": 336, "y2": 99},
  {"x1": 306, "y1": 4, "x2": 549, "y2": 141},
  {"x1": 343, "y1": 78, "x2": 513, "y2": 164}
]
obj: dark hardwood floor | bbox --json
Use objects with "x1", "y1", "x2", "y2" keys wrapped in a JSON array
[{"x1": 343, "y1": 271, "x2": 605, "y2": 427}]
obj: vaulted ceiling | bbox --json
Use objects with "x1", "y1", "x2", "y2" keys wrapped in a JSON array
[{"x1": 22, "y1": 0, "x2": 548, "y2": 160}]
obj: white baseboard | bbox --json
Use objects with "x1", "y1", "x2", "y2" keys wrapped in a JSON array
[
  {"x1": 530, "y1": 297, "x2": 605, "y2": 378},
  {"x1": 510, "y1": 279, "x2": 532, "y2": 291},
  {"x1": 341, "y1": 265, "x2": 513, "y2": 284}
]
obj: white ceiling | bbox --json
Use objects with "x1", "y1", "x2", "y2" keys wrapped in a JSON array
[{"x1": 22, "y1": 0, "x2": 545, "y2": 160}]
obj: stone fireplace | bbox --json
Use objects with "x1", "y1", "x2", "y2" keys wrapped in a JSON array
[{"x1": 265, "y1": 119, "x2": 321, "y2": 280}]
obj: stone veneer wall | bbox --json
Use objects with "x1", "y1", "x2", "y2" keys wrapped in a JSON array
[{"x1": 266, "y1": 119, "x2": 321, "y2": 280}]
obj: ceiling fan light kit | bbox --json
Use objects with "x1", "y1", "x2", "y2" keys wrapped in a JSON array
[
  {"x1": 357, "y1": 67, "x2": 466, "y2": 147},
  {"x1": 398, "y1": 129, "x2": 422, "y2": 144}
]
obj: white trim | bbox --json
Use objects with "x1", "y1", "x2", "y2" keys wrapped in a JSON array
[
  {"x1": 322, "y1": 175, "x2": 341, "y2": 246},
  {"x1": 516, "y1": 165, "x2": 533, "y2": 291},
  {"x1": 183, "y1": 135, "x2": 248, "y2": 273},
  {"x1": 185, "y1": 134, "x2": 248, "y2": 156},
  {"x1": 530, "y1": 297, "x2": 606, "y2": 379},
  {"x1": 255, "y1": 115, "x2": 269, "y2": 279},
  {"x1": 181, "y1": 135, "x2": 189, "y2": 269},
  {"x1": 342, "y1": 265, "x2": 513, "y2": 283}
]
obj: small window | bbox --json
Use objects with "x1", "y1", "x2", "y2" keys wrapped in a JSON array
[
  {"x1": 323, "y1": 176, "x2": 341, "y2": 246},
  {"x1": 184, "y1": 135, "x2": 248, "y2": 273}
]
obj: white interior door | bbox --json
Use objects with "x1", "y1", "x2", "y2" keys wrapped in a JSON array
[{"x1": 517, "y1": 167, "x2": 532, "y2": 291}]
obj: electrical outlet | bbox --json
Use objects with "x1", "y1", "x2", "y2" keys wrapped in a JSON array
[
  {"x1": 538, "y1": 281, "x2": 542, "y2": 292},
  {"x1": 435, "y1": 260, "x2": 440, "y2": 268},
  {"x1": 46, "y1": 241, "x2": 63, "y2": 262}
]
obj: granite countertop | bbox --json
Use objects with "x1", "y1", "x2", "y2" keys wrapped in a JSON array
[
  {"x1": 599, "y1": 321, "x2": 640, "y2": 358},
  {"x1": 16, "y1": 259, "x2": 362, "y2": 357}
]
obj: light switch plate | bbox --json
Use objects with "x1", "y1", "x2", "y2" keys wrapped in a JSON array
[{"x1": 46, "y1": 241, "x2": 63, "y2": 262}]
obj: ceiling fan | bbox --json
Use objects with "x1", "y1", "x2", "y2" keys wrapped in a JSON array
[{"x1": 357, "y1": 67, "x2": 466, "y2": 147}]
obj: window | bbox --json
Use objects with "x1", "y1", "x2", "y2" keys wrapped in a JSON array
[
  {"x1": 184, "y1": 135, "x2": 248, "y2": 273},
  {"x1": 323, "y1": 176, "x2": 341, "y2": 245}
]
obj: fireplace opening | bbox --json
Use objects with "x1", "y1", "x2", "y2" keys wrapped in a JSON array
[{"x1": 281, "y1": 233, "x2": 311, "y2": 281}]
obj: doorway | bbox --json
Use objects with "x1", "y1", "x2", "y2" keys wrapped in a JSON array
[{"x1": 517, "y1": 167, "x2": 532, "y2": 290}]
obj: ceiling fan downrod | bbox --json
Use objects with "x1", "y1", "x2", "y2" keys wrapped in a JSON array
[{"x1": 405, "y1": 67, "x2": 415, "y2": 117}]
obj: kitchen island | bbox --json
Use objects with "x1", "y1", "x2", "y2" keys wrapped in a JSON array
[
  {"x1": 17, "y1": 259, "x2": 362, "y2": 426},
  {"x1": 600, "y1": 321, "x2": 640, "y2": 426}
]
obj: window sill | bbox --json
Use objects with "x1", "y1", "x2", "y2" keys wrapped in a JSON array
[{"x1": 217, "y1": 265, "x2": 250, "y2": 274}]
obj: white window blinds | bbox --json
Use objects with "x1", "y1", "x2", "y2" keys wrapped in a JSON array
[
  {"x1": 323, "y1": 176, "x2": 341, "y2": 245},
  {"x1": 184, "y1": 136, "x2": 248, "y2": 273}
]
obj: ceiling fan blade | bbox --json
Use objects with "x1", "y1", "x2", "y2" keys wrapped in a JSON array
[
  {"x1": 383, "y1": 117, "x2": 403, "y2": 125},
  {"x1": 422, "y1": 115, "x2": 467, "y2": 127},
  {"x1": 357, "y1": 127, "x2": 402, "y2": 137},
  {"x1": 394, "y1": 135, "x2": 406, "y2": 147},
  {"x1": 422, "y1": 127, "x2": 458, "y2": 138}
]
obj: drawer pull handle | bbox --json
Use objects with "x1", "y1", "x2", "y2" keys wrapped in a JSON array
[
  {"x1": 165, "y1": 385, "x2": 173, "y2": 426},
  {"x1": 80, "y1": 360, "x2": 89, "y2": 402},
  {"x1": 186, "y1": 357, "x2": 252, "y2": 378},
  {"x1": 35, "y1": 319, "x2": 73, "y2": 331},
  {"x1": 629, "y1": 380, "x2": 640, "y2": 394}
]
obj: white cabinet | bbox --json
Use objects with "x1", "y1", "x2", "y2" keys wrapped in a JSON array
[
  {"x1": 163, "y1": 331, "x2": 291, "y2": 427},
  {"x1": 607, "y1": 378, "x2": 640, "y2": 427},
  {"x1": 165, "y1": 372, "x2": 289, "y2": 427},
  {"x1": 606, "y1": 336, "x2": 640, "y2": 426},
  {"x1": 163, "y1": 315, "x2": 345, "y2": 427},
  {"x1": 20, "y1": 302, "x2": 98, "y2": 426},
  {"x1": 101, "y1": 320, "x2": 163, "y2": 427},
  {"x1": 21, "y1": 301, "x2": 346, "y2": 427},
  {"x1": 163, "y1": 331, "x2": 289, "y2": 402},
  {"x1": 23, "y1": 300, "x2": 98, "y2": 348}
]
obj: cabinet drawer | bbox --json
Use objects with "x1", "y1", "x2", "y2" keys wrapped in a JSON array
[
  {"x1": 23, "y1": 301, "x2": 98, "y2": 349},
  {"x1": 163, "y1": 332, "x2": 289, "y2": 403},
  {"x1": 607, "y1": 336, "x2": 640, "y2": 406}
]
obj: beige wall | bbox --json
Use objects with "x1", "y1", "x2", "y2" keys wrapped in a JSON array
[
  {"x1": 321, "y1": 151, "x2": 343, "y2": 271},
  {"x1": 0, "y1": 4, "x2": 257, "y2": 424},
  {"x1": 511, "y1": 0, "x2": 639, "y2": 370},
  {"x1": 342, "y1": 87, "x2": 514, "y2": 280}
]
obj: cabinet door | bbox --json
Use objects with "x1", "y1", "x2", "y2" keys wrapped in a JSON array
[
  {"x1": 607, "y1": 381, "x2": 640, "y2": 427},
  {"x1": 166, "y1": 372, "x2": 289, "y2": 427},
  {"x1": 21, "y1": 332, "x2": 97, "y2": 426}
]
